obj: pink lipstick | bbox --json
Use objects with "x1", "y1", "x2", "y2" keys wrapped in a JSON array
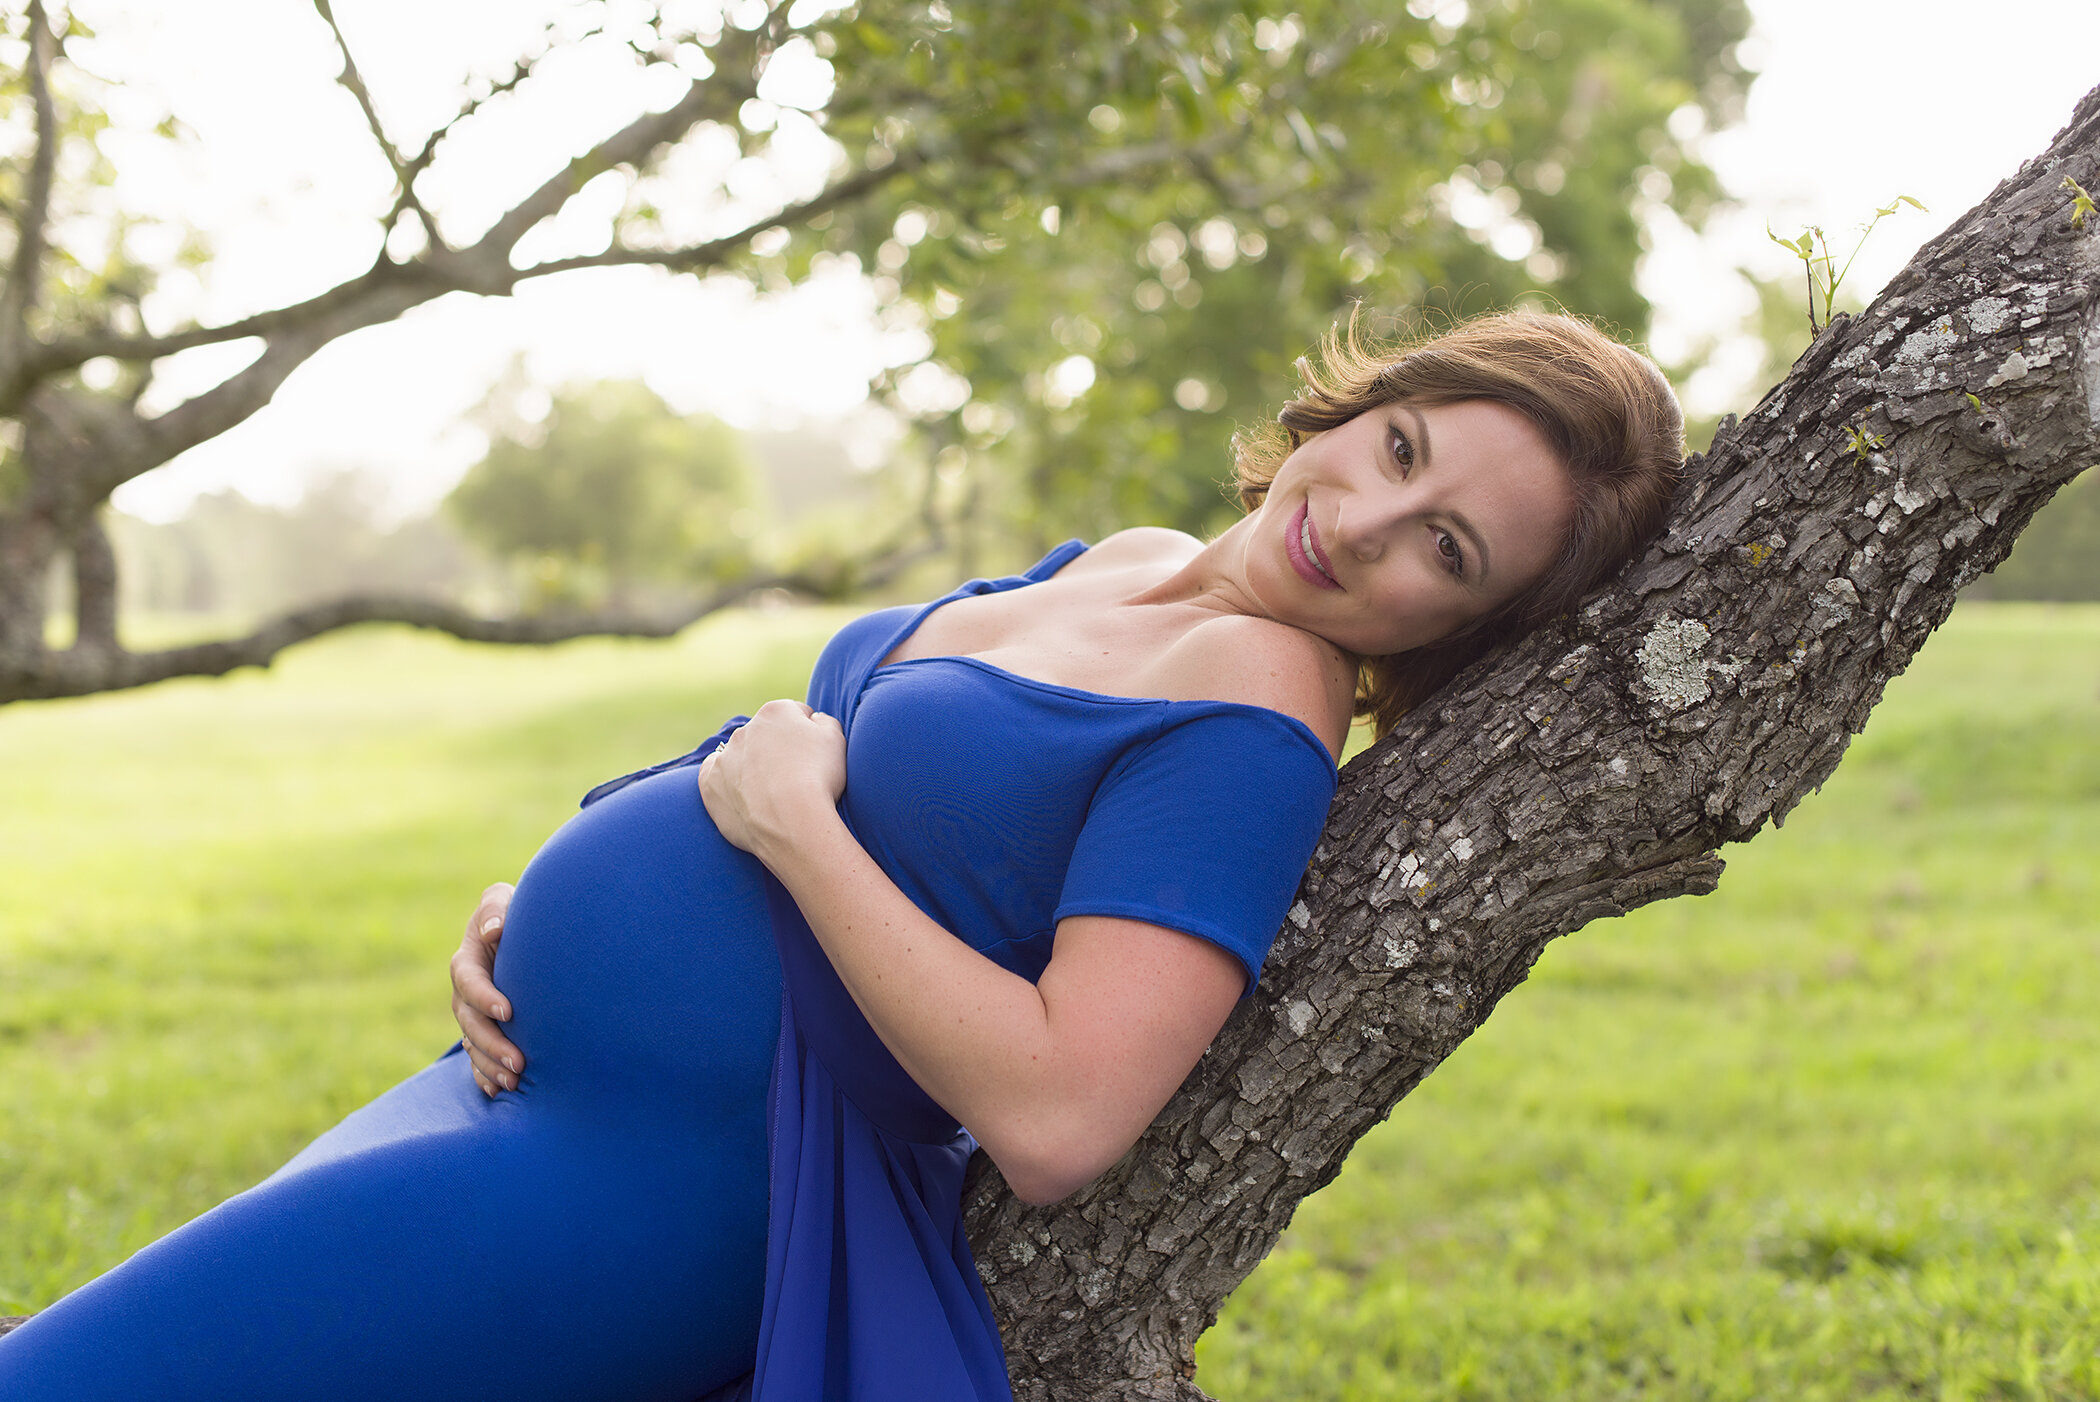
[{"x1": 1287, "y1": 500, "x2": 1341, "y2": 590}]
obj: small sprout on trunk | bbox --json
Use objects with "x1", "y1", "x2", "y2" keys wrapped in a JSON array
[
  {"x1": 1843, "y1": 424, "x2": 1888, "y2": 464},
  {"x1": 1768, "y1": 196, "x2": 1927, "y2": 334},
  {"x1": 2062, "y1": 175, "x2": 2096, "y2": 230}
]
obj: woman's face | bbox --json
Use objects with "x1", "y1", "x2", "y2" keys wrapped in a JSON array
[{"x1": 1245, "y1": 398, "x2": 1576, "y2": 657}]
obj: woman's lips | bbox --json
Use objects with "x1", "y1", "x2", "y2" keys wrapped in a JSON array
[
  {"x1": 1286, "y1": 500, "x2": 1342, "y2": 590},
  {"x1": 1305, "y1": 507, "x2": 1338, "y2": 581}
]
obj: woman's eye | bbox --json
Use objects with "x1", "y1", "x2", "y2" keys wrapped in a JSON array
[
  {"x1": 1436, "y1": 530, "x2": 1465, "y2": 577},
  {"x1": 1388, "y1": 426, "x2": 1414, "y2": 473}
]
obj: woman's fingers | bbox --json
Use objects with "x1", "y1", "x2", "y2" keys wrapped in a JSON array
[
  {"x1": 453, "y1": 986, "x2": 521, "y2": 1092},
  {"x1": 462, "y1": 883, "x2": 513, "y2": 961},
  {"x1": 451, "y1": 964, "x2": 523, "y2": 1085},
  {"x1": 700, "y1": 701, "x2": 848, "y2": 858},
  {"x1": 451, "y1": 930, "x2": 512, "y2": 1022},
  {"x1": 457, "y1": 882, "x2": 514, "y2": 1018},
  {"x1": 453, "y1": 882, "x2": 522, "y2": 1097}
]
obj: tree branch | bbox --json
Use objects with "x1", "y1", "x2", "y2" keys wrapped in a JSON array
[
  {"x1": 516, "y1": 144, "x2": 931, "y2": 279},
  {"x1": 524, "y1": 100, "x2": 1223, "y2": 287},
  {"x1": 0, "y1": 0, "x2": 61, "y2": 351},
  {"x1": 309, "y1": 0, "x2": 438, "y2": 242},
  {"x1": 25, "y1": 28, "x2": 925, "y2": 499},
  {"x1": 105, "y1": 278, "x2": 440, "y2": 501},
  {"x1": 535, "y1": 123, "x2": 1230, "y2": 290},
  {"x1": 16, "y1": 28, "x2": 756, "y2": 395},
  {"x1": 467, "y1": 28, "x2": 765, "y2": 263},
  {"x1": 0, "y1": 531, "x2": 945, "y2": 705},
  {"x1": 20, "y1": 267, "x2": 402, "y2": 400},
  {"x1": 13, "y1": 27, "x2": 1202, "y2": 440},
  {"x1": 388, "y1": 19, "x2": 592, "y2": 233},
  {"x1": 26, "y1": 94, "x2": 879, "y2": 389}
]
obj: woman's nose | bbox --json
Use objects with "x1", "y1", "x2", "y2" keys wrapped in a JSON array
[{"x1": 1333, "y1": 489, "x2": 1409, "y2": 560}]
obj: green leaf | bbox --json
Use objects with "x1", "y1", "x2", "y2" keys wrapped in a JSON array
[{"x1": 1767, "y1": 227, "x2": 1810, "y2": 260}]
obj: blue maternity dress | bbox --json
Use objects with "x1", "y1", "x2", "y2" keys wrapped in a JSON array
[{"x1": 0, "y1": 540, "x2": 1337, "y2": 1402}]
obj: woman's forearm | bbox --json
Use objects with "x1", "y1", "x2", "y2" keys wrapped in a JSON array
[
  {"x1": 702, "y1": 700, "x2": 1242, "y2": 1204},
  {"x1": 752, "y1": 801, "x2": 1090, "y2": 1199}
]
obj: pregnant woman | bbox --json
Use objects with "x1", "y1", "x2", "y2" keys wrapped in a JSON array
[{"x1": 0, "y1": 310, "x2": 1683, "y2": 1401}]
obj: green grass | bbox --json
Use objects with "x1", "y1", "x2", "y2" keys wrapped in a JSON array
[{"x1": 2, "y1": 604, "x2": 2096, "y2": 1401}]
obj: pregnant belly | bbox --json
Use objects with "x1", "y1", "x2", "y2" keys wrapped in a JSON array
[{"x1": 492, "y1": 765, "x2": 784, "y2": 1125}]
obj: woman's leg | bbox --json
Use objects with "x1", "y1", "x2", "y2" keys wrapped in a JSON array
[
  {"x1": 0, "y1": 767, "x2": 782, "y2": 1401},
  {"x1": 0, "y1": 1050, "x2": 767, "y2": 1402}
]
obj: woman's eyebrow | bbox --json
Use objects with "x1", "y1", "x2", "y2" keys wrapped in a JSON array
[
  {"x1": 1450, "y1": 510, "x2": 1492, "y2": 583},
  {"x1": 1403, "y1": 405, "x2": 1433, "y2": 469}
]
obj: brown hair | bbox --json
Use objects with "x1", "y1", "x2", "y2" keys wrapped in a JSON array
[{"x1": 1233, "y1": 308, "x2": 1684, "y2": 737}]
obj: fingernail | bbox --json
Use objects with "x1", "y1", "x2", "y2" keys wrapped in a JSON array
[
  {"x1": 492, "y1": 1003, "x2": 509, "y2": 1021},
  {"x1": 502, "y1": 1055, "x2": 516, "y2": 1072},
  {"x1": 481, "y1": 916, "x2": 502, "y2": 936}
]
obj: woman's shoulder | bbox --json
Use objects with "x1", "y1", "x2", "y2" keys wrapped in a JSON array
[
  {"x1": 1059, "y1": 527, "x2": 1204, "y2": 576},
  {"x1": 1157, "y1": 613, "x2": 1355, "y2": 760}
]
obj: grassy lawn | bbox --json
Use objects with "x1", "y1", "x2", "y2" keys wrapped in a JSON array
[{"x1": 3, "y1": 602, "x2": 2096, "y2": 1399}]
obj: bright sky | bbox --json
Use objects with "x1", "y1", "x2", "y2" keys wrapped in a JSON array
[
  {"x1": 1651, "y1": 0, "x2": 2100, "y2": 415},
  {"x1": 52, "y1": 0, "x2": 2100, "y2": 522}
]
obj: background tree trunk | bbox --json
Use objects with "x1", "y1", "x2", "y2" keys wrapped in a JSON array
[{"x1": 962, "y1": 85, "x2": 2100, "y2": 1401}]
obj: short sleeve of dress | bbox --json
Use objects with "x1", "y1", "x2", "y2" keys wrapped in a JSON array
[{"x1": 1052, "y1": 705, "x2": 1338, "y2": 992}]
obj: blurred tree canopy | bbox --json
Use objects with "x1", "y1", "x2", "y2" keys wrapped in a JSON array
[
  {"x1": 101, "y1": 472, "x2": 478, "y2": 618},
  {"x1": 792, "y1": 0, "x2": 1754, "y2": 552},
  {"x1": 1, "y1": 0, "x2": 1754, "y2": 701},
  {"x1": 448, "y1": 380, "x2": 756, "y2": 608}
]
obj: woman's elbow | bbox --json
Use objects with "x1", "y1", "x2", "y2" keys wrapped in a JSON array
[
  {"x1": 999, "y1": 1163, "x2": 1088, "y2": 1207},
  {"x1": 986, "y1": 1124, "x2": 1127, "y2": 1206},
  {"x1": 1000, "y1": 1162, "x2": 1087, "y2": 1207}
]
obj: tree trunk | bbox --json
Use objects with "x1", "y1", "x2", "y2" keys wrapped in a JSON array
[
  {"x1": 67, "y1": 512, "x2": 119, "y2": 655},
  {"x1": 961, "y1": 85, "x2": 2100, "y2": 1400},
  {"x1": 0, "y1": 508, "x2": 58, "y2": 662}
]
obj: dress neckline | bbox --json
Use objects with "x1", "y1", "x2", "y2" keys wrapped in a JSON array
[
  {"x1": 869, "y1": 537, "x2": 1089, "y2": 679},
  {"x1": 862, "y1": 541, "x2": 1338, "y2": 770}
]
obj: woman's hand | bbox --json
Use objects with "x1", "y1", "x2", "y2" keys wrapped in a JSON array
[
  {"x1": 698, "y1": 699, "x2": 847, "y2": 862},
  {"x1": 451, "y1": 882, "x2": 522, "y2": 1098}
]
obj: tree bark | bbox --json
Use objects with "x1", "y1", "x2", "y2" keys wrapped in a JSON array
[{"x1": 960, "y1": 85, "x2": 2100, "y2": 1400}]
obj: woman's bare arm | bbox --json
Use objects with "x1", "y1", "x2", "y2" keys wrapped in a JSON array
[{"x1": 701, "y1": 701, "x2": 1245, "y2": 1205}]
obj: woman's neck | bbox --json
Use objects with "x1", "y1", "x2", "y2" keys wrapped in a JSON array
[{"x1": 1122, "y1": 514, "x2": 1269, "y2": 623}]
